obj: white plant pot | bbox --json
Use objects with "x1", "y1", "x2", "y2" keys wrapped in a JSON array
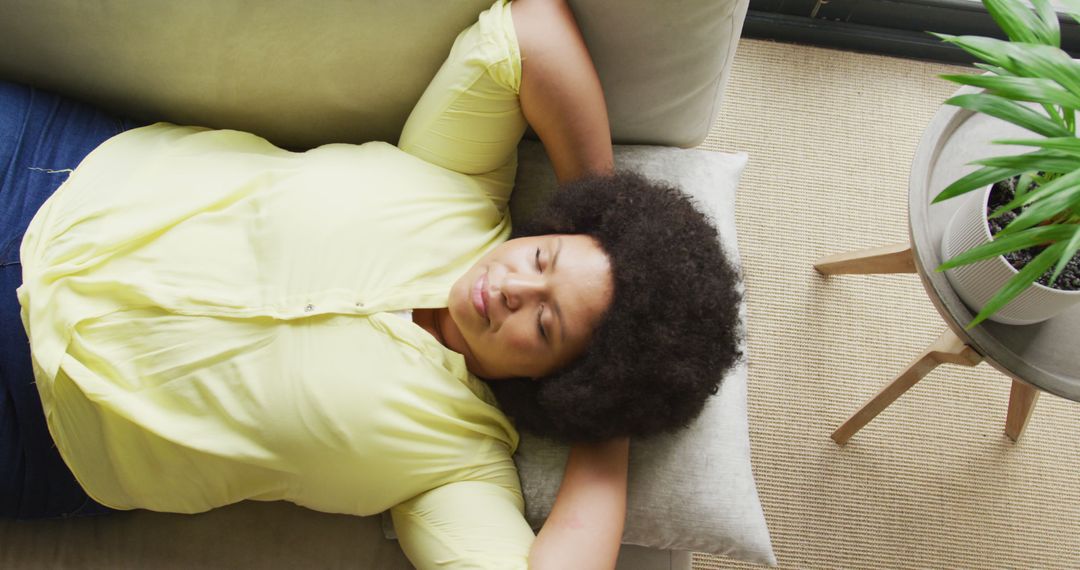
[{"x1": 940, "y1": 184, "x2": 1080, "y2": 325}]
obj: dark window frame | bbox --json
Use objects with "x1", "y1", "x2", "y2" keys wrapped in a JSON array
[{"x1": 745, "y1": 0, "x2": 1080, "y2": 64}]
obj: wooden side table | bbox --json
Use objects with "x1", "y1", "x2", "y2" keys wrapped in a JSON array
[{"x1": 817, "y1": 87, "x2": 1080, "y2": 445}]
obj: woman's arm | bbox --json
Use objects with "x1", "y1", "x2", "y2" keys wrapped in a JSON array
[
  {"x1": 513, "y1": 3, "x2": 626, "y2": 567},
  {"x1": 512, "y1": 0, "x2": 614, "y2": 183},
  {"x1": 528, "y1": 438, "x2": 630, "y2": 570}
]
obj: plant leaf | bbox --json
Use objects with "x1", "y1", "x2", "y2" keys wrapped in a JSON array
[
  {"x1": 988, "y1": 170, "x2": 1044, "y2": 218},
  {"x1": 1016, "y1": 172, "x2": 1038, "y2": 201},
  {"x1": 1049, "y1": 226, "x2": 1080, "y2": 283},
  {"x1": 937, "y1": 224, "x2": 1077, "y2": 270},
  {"x1": 940, "y1": 36, "x2": 1080, "y2": 98},
  {"x1": 983, "y1": 0, "x2": 1048, "y2": 44},
  {"x1": 974, "y1": 63, "x2": 1014, "y2": 76},
  {"x1": 1044, "y1": 103, "x2": 1065, "y2": 125},
  {"x1": 944, "y1": 93, "x2": 1073, "y2": 138},
  {"x1": 932, "y1": 166, "x2": 1026, "y2": 203},
  {"x1": 1004, "y1": 42, "x2": 1080, "y2": 98},
  {"x1": 966, "y1": 241, "x2": 1068, "y2": 328},
  {"x1": 972, "y1": 151, "x2": 1080, "y2": 173},
  {"x1": 994, "y1": 168, "x2": 1080, "y2": 226},
  {"x1": 994, "y1": 137, "x2": 1080, "y2": 158},
  {"x1": 934, "y1": 34, "x2": 1025, "y2": 75},
  {"x1": 1058, "y1": 0, "x2": 1080, "y2": 24},
  {"x1": 999, "y1": 173, "x2": 1080, "y2": 234},
  {"x1": 940, "y1": 74, "x2": 1080, "y2": 108},
  {"x1": 1031, "y1": 0, "x2": 1062, "y2": 47}
]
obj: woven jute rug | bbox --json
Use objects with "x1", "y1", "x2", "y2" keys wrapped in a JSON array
[{"x1": 693, "y1": 38, "x2": 1080, "y2": 570}]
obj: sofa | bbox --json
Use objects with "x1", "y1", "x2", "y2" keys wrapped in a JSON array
[{"x1": 0, "y1": 0, "x2": 755, "y2": 567}]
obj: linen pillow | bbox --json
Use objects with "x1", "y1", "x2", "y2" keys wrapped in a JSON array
[
  {"x1": 386, "y1": 140, "x2": 774, "y2": 566},
  {"x1": 512, "y1": 140, "x2": 773, "y2": 565}
]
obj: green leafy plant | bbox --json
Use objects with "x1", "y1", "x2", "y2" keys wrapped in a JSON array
[{"x1": 932, "y1": 0, "x2": 1080, "y2": 327}]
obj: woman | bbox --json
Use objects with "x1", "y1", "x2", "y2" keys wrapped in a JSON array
[{"x1": 1, "y1": 0, "x2": 742, "y2": 568}]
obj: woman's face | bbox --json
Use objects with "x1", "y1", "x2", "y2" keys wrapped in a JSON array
[{"x1": 444, "y1": 234, "x2": 613, "y2": 380}]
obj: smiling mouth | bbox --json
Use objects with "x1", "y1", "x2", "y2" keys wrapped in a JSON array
[{"x1": 471, "y1": 271, "x2": 490, "y2": 321}]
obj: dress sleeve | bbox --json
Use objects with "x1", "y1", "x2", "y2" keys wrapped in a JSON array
[
  {"x1": 390, "y1": 480, "x2": 535, "y2": 570},
  {"x1": 397, "y1": 0, "x2": 525, "y2": 209}
]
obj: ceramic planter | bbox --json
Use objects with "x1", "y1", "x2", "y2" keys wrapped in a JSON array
[{"x1": 940, "y1": 184, "x2": 1080, "y2": 325}]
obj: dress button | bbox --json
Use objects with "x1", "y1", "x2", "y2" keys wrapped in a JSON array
[
  {"x1": 304, "y1": 304, "x2": 314, "y2": 312},
  {"x1": 356, "y1": 302, "x2": 364, "y2": 308}
]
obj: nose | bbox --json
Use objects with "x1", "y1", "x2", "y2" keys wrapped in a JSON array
[{"x1": 500, "y1": 272, "x2": 546, "y2": 311}]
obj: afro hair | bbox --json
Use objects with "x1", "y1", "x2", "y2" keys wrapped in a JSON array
[{"x1": 487, "y1": 171, "x2": 743, "y2": 442}]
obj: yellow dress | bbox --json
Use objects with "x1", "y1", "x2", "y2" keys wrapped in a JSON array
[{"x1": 18, "y1": 1, "x2": 534, "y2": 567}]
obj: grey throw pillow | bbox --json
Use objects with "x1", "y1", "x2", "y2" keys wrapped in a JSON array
[{"x1": 511, "y1": 141, "x2": 773, "y2": 565}]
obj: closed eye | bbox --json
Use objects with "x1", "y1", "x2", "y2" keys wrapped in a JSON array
[
  {"x1": 535, "y1": 247, "x2": 542, "y2": 271},
  {"x1": 537, "y1": 305, "x2": 548, "y2": 341}
]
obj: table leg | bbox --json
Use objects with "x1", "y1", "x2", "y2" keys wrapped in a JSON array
[
  {"x1": 1004, "y1": 380, "x2": 1040, "y2": 442},
  {"x1": 813, "y1": 243, "x2": 916, "y2": 275},
  {"x1": 831, "y1": 328, "x2": 982, "y2": 444}
]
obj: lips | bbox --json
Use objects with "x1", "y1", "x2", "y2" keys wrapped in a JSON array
[{"x1": 471, "y1": 271, "x2": 490, "y2": 321}]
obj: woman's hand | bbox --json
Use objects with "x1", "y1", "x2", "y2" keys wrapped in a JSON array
[
  {"x1": 512, "y1": 0, "x2": 614, "y2": 183},
  {"x1": 528, "y1": 437, "x2": 630, "y2": 570}
]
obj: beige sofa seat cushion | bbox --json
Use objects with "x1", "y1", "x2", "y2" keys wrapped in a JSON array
[
  {"x1": 0, "y1": 0, "x2": 747, "y2": 149},
  {"x1": 0, "y1": 502, "x2": 690, "y2": 569}
]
